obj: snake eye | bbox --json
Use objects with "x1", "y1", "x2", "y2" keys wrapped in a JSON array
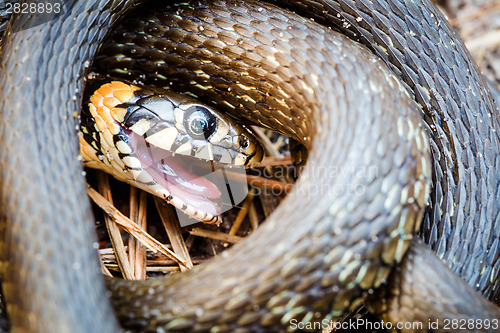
[{"x1": 184, "y1": 105, "x2": 217, "y2": 140}]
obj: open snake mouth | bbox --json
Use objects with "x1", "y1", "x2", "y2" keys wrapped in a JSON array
[
  {"x1": 127, "y1": 129, "x2": 245, "y2": 217},
  {"x1": 79, "y1": 80, "x2": 263, "y2": 223}
]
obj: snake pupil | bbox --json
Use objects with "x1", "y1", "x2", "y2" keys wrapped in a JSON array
[
  {"x1": 190, "y1": 117, "x2": 207, "y2": 135},
  {"x1": 185, "y1": 106, "x2": 216, "y2": 140}
]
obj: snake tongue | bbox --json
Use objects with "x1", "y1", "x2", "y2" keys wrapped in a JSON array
[
  {"x1": 148, "y1": 163, "x2": 222, "y2": 216},
  {"x1": 150, "y1": 153, "x2": 221, "y2": 200},
  {"x1": 127, "y1": 130, "x2": 222, "y2": 215}
]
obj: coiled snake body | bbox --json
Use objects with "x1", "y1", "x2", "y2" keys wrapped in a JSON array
[{"x1": 0, "y1": 0, "x2": 499, "y2": 332}]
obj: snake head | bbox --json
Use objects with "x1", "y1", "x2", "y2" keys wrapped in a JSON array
[
  {"x1": 234, "y1": 127, "x2": 264, "y2": 167},
  {"x1": 80, "y1": 80, "x2": 263, "y2": 224}
]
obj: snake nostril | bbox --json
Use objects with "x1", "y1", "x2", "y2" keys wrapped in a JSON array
[{"x1": 239, "y1": 137, "x2": 249, "y2": 150}]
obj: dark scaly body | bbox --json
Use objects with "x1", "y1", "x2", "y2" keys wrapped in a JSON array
[{"x1": 96, "y1": 0, "x2": 500, "y2": 302}]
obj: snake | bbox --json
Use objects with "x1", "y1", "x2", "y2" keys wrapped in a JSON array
[{"x1": 0, "y1": 0, "x2": 500, "y2": 332}]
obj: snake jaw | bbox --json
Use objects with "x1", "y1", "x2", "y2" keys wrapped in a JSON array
[
  {"x1": 128, "y1": 128, "x2": 223, "y2": 216},
  {"x1": 80, "y1": 80, "x2": 262, "y2": 223}
]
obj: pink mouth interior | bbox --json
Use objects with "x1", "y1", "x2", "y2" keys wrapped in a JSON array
[{"x1": 126, "y1": 130, "x2": 222, "y2": 216}]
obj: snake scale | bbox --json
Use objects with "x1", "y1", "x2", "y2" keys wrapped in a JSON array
[{"x1": 0, "y1": 0, "x2": 499, "y2": 332}]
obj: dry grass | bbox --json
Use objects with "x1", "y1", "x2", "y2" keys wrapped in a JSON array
[{"x1": 88, "y1": 129, "x2": 294, "y2": 280}]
